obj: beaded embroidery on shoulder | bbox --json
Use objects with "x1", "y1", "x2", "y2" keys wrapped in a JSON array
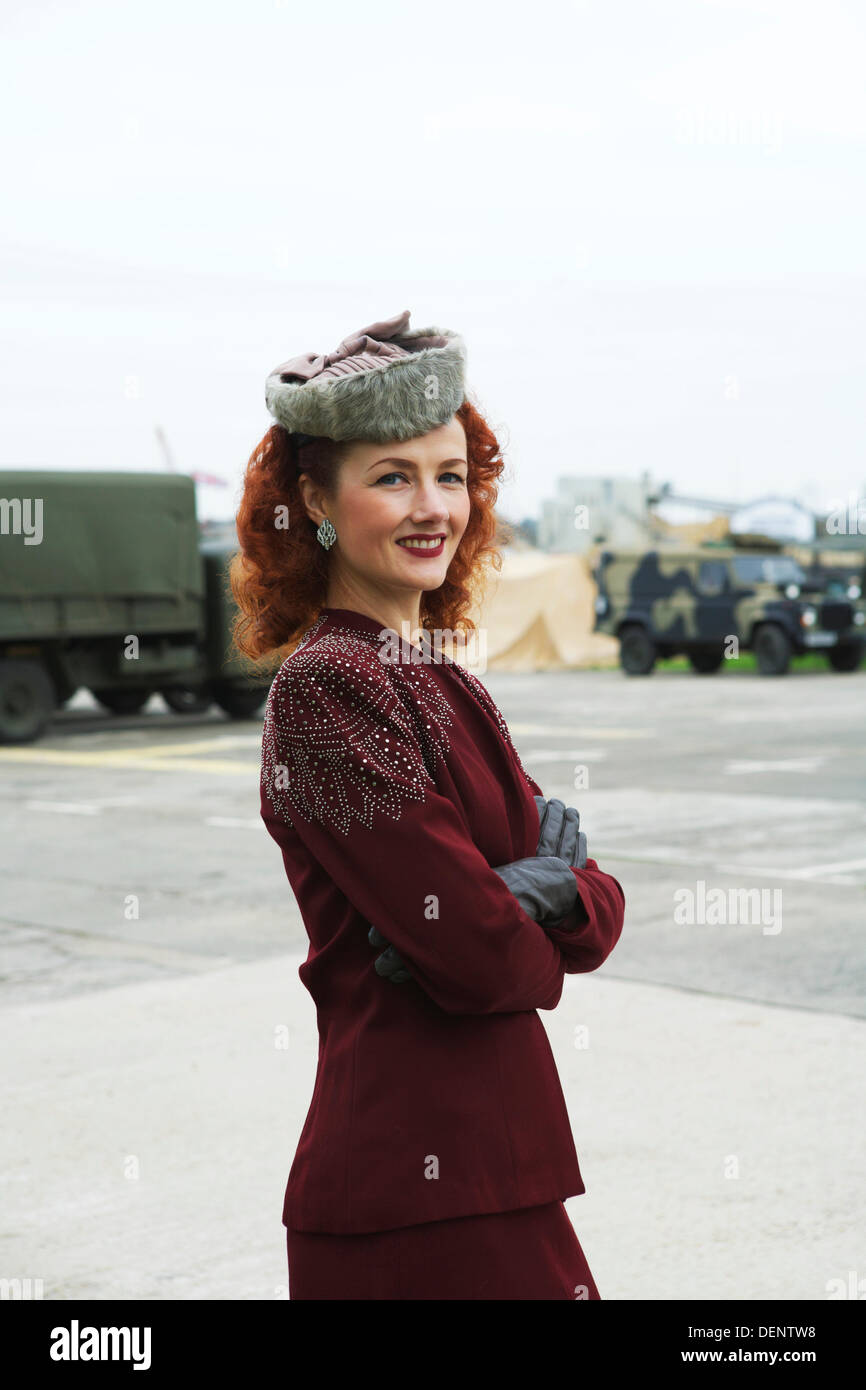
[{"x1": 261, "y1": 620, "x2": 460, "y2": 834}]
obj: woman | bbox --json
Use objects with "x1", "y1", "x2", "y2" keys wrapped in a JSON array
[{"x1": 231, "y1": 310, "x2": 625, "y2": 1300}]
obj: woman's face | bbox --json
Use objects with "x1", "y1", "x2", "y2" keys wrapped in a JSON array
[{"x1": 302, "y1": 415, "x2": 471, "y2": 601}]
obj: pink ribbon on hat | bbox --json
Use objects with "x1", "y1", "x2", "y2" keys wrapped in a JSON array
[{"x1": 268, "y1": 309, "x2": 448, "y2": 384}]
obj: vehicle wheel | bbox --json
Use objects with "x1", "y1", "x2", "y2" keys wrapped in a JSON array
[
  {"x1": 688, "y1": 648, "x2": 726, "y2": 674},
  {"x1": 92, "y1": 687, "x2": 152, "y2": 715},
  {"x1": 826, "y1": 643, "x2": 863, "y2": 672},
  {"x1": 213, "y1": 683, "x2": 270, "y2": 718},
  {"x1": 753, "y1": 624, "x2": 792, "y2": 676},
  {"x1": 162, "y1": 686, "x2": 213, "y2": 714},
  {"x1": 618, "y1": 624, "x2": 657, "y2": 675},
  {"x1": 0, "y1": 659, "x2": 58, "y2": 744}
]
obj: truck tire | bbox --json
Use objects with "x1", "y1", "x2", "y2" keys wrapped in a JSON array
[
  {"x1": 826, "y1": 643, "x2": 863, "y2": 672},
  {"x1": 162, "y1": 686, "x2": 213, "y2": 714},
  {"x1": 213, "y1": 683, "x2": 270, "y2": 719},
  {"x1": 0, "y1": 659, "x2": 58, "y2": 744},
  {"x1": 688, "y1": 647, "x2": 725, "y2": 674},
  {"x1": 753, "y1": 624, "x2": 792, "y2": 676},
  {"x1": 92, "y1": 687, "x2": 152, "y2": 715},
  {"x1": 619, "y1": 624, "x2": 657, "y2": 675}
]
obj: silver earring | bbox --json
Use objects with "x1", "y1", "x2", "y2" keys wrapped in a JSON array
[{"x1": 316, "y1": 517, "x2": 337, "y2": 550}]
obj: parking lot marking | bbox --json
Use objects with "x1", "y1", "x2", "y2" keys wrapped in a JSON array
[
  {"x1": 789, "y1": 856, "x2": 866, "y2": 877},
  {"x1": 101, "y1": 734, "x2": 265, "y2": 757},
  {"x1": 592, "y1": 845, "x2": 866, "y2": 886},
  {"x1": 521, "y1": 748, "x2": 608, "y2": 762},
  {"x1": 724, "y1": 758, "x2": 826, "y2": 774},
  {"x1": 24, "y1": 796, "x2": 143, "y2": 815},
  {"x1": 205, "y1": 816, "x2": 262, "y2": 829},
  {"x1": 0, "y1": 747, "x2": 258, "y2": 775},
  {"x1": 508, "y1": 728, "x2": 650, "y2": 739},
  {"x1": 510, "y1": 724, "x2": 653, "y2": 738}
]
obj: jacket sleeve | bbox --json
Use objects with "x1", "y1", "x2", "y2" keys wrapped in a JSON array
[
  {"x1": 522, "y1": 772, "x2": 625, "y2": 973},
  {"x1": 260, "y1": 649, "x2": 573, "y2": 1016}
]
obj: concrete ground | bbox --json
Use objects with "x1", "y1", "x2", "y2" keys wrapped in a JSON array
[{"x1": 1, "y1": 668, "x2": 864, "y2": 1299}]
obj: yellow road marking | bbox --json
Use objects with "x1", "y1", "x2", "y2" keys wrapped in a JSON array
[
  {"x1": 96, "y1": 735, "x2": 263, "y2": 757},
  {"x1": 0, "y1": 747, "x2": 259, "y2": 775}
]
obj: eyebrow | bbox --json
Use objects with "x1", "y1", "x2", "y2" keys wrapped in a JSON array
[{"x1": 366, "y1": 457, "x2": 468, "y2": 473}]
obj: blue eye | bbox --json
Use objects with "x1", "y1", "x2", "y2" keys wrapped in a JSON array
[{"x1": 376, "y1": 471, "x2": 466, "y2": 485}]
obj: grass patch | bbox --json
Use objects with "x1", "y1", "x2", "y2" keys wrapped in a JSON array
[{"x1": 655, "y1": 652, "x2": 845, "y2": 674}]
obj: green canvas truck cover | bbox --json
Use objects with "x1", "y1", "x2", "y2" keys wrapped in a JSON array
[{"x1": 0, "y1": 471, "x2": 204, "y2": 640}]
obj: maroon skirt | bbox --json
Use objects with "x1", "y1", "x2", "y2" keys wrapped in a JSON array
[{"x1": 285, "y1": 1200, "x2": 600, "y2": 1300}]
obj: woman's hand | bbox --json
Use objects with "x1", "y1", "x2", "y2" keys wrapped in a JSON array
[
  {"x1": 534, "y1": 796, "x2": 587, "y2": 869},
  {"x1": 367, "y1": 923, "x2": 414, "y2": 984}
]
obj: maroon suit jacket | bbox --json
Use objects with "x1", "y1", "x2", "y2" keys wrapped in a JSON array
[{"x1": 260, "y1": 606, "x2": 625, "y2": 1234}]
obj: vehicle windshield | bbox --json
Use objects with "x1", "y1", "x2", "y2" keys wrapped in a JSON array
[{"x1": 732, "y1": 555, "x2": 808, "y2": 586}]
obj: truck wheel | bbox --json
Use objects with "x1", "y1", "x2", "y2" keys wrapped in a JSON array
[
  {"x1": 213, "y1": 683, "x2": 270, "y2": 719},
  {"x1": 618, "y1": 625, "x2": 657, "y2": 675},
  {"x1": 162, "y1": 686, "x2": 213, "y2": 714},
  {"x1": 0, "y1": 659, "x2": 58, "y2": 744},
  {"x1": 753, "y1": 624, "x2": 792, "y2": 676},
  {"x1": 92, "y1": 688, "x2": 151, "y2": 715},
  {"x1": 688, "y1": 648, "x2": 725, "y2": 674},
  {"x1": 826, "y1": 643, "x2": 863, "y2": 672}
]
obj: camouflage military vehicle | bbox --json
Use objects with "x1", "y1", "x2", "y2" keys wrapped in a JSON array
[
  {"x1": 593, "y1": 543, "x2": 866, "y2": 675},
  {"x1": 0, "y1": 470, "x2": 272, "y2": 743}
]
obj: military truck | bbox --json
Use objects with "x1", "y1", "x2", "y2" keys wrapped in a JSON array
[
  {"x1": 593, "y1": 543, "x2": 866, "y2": 675},
  {"x1": 0, "y1": 470, "x2": 272, "y2": 743}
]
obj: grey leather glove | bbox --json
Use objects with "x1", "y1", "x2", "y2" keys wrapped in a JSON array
[
  {"x1": 367, "y1": 923, "x2": 414, "y2": 984},
  {"x1": 534, "y1": 796, "x2": 587, "y2": 869},
  {"x1": 490, "y1": 855, "x2": 577, "y2": 928}
]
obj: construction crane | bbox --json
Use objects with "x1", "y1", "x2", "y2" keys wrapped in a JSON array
[{"x1": 154, "y1": 424, "x2": 226, "y2": 489}]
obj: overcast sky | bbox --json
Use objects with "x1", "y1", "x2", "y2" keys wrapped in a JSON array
[{"x1": 1, "y1": 0, "x2": 864, "y2": 523}]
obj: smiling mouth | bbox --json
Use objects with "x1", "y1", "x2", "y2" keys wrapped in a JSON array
[{"x1": 396, "y1": 536, "x2": 446, "y2": 551}]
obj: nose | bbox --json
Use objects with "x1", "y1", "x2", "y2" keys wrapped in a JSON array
[{"x1": 408, "y1": 480, "x2": 450, "y2": 524}]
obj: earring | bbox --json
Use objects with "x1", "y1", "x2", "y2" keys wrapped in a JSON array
[{"x1": 316, "y1": 517, "x2": 337, "y2": 550}]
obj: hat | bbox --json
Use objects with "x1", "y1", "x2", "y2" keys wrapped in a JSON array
[{"x1": 264, "y1": 309, "x2": 467, "y2": 444}]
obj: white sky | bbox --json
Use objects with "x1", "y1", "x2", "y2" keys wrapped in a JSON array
[{"x1": 1, "y1": 0, "x2": 864, "y2": 523}]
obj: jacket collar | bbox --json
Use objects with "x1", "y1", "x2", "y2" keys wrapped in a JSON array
[
  {"x1": 320, "y1": 607, "x2": 456, "y2": 665},
  {"x1": 319, "y1": 607, "x2": 391, "y2": 641}
]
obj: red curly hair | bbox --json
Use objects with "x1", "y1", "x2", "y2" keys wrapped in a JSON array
[{"x1": 229, "y1": 398, "x2": 514, "y2": 666}]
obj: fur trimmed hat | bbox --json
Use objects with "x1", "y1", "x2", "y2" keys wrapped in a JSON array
[{"x1": 264, "y1": 309, "x2": 467, "y2": 444}]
